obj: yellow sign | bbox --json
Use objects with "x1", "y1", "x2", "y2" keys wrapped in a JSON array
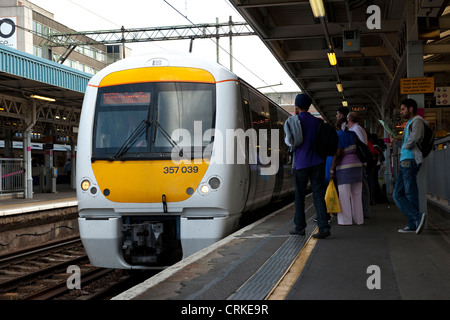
[{"x1": 400, "y1": 77, "x2": 435, "y2": 94}]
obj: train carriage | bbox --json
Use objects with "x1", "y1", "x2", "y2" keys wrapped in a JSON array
[{"x1": 77, "y1": 52, "x2": 294, "y2": 269}]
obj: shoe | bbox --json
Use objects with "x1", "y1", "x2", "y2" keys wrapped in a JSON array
[
  {"x1": 416, "y1": 212, "x2": 426, "y2": 234},
  {"x1": 312, "y1": 231, "x2": 330, "y2": 239},
  {"x1": 398, "y1": 226, "x2": 415, "y2": 233},
  {"x1": 290, "y1": 228, "x2": 305, "y2": 236},
  {"x1": 314, "y1": 217, "x2": 332, "y2": 223}
]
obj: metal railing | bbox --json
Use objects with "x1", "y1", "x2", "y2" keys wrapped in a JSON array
[
  {"x1": 0, "y1": 158, "x2": 24, "y2": 194},
  {"x1": 426, "y1": 137, "x2": 450, "y2": 206}
]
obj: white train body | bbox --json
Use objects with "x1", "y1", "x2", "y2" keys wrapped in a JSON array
[{"x1": 77, "y1": 52, "x2": 294, "y2": 269}]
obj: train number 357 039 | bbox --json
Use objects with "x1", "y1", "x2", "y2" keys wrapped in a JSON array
[{"x1": 163, "y1": 166, "x2": 199, "y2": 174}]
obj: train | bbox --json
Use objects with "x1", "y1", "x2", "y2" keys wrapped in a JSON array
[{"x1": 76, "y1": 51, "x2": 295, "y2": 269}]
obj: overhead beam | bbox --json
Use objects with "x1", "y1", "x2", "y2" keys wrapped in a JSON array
[
  {"x1": 286, "y1": 47, "x2": 391, "y2": 62},
  {"x1": 235, "y1": 0, "x2": 310, "y2": 8},
  {"x1": 265, "y1": 20, "x2": 402, "y2": 40},
  {"x1": 424, "y1": 62, "x2": 450, "y2": 73},
  {"x1": 305, "y1": 80, "x2": 379, "y2": 90},
  {"x1": 40, "y1": 21, "x2": 255, "y2": 47},
  {"x1": 423, "y1": 43, "x2": 450, "y2": 54},
  {"x1": 233, "y1": 0, "x2": 347, "y2": 9},
  {"x1": 297, "y1": 66, "x2": 385, "y2": 78}
]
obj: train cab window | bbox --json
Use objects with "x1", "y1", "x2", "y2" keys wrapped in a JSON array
[
  {"x1": 156, "y1": 83, "x2": 215, "y2": 154},
  {"x1": 92, "y1": 82, "x2": 215, "y2": 160}
]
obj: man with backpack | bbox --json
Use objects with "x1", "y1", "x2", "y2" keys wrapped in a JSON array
[
  {"x1": 393, "y1": 98, "x2": 428, "y2": 234},
  {"x1": 290, "y1": 93, "x2": 331, "y2": 239}
]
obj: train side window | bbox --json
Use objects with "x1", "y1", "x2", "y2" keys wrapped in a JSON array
[
  {"x1": 249, "y1": 90, "x2": 271, "y2": 141},
  {"x1": 240, "y1": 84, "x2": 251, "y2": 131}
]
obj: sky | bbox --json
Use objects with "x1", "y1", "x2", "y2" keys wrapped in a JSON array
[{"x1": 28, "y1": 0, "x2": 300, "y2": 94}]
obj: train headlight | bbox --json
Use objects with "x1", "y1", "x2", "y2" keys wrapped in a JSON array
[
  {"x1": 81, "y1": 179, "x2": 91, "y2": 191},
  {"x1": 208, "y1": 177, "x2": 221, "y2": 190},
  {"x1": 200, "y1": 185, "x2": 210, "y2": 194}
]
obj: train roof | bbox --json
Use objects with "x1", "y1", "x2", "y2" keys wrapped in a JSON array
[{"x1": 88, "y1": 51, "x2": 237, "y2": 87}]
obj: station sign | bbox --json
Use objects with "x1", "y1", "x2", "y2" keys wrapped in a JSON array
[
  {"x1": 0, "y1": 17, "x2": 17, "y2": 49},
  {"x1": 400, "y1": 77, "x2": 435, "y2": 94},
  {"x1": 351, "y1": 106, "x2": 366, "y2": 112},
  {"x1": 435, "y1": 87, "x2": 449, "y2": 106}
]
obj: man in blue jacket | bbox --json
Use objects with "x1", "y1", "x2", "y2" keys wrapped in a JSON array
[
  {"x1": 291, "y1": 93, "x2": 331, "y2": 239},
  {"x1": 393, "y1": 98, "x2": 427, "y2": 234}
]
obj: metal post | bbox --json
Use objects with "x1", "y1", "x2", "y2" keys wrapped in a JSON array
[
  {"x1": 189, "y1": 38, "x2": 194, "y2": 53},
  {"x1": 406, "y1": 0, "x2": 427, "y2": 214},
  {"x1": 70, "y1": 142, "x2": 76, "y2": 189},
  {"x1": 121, "y1": 26, "x2": 126, "y2": 59},
  {"x1": 229, "y1": 16, "x2": 233, "y2": 71},
  {"x1": 23, "y1": 101, "x2": 36, "y2": 199},
  {"x1": 216, "y1": 18, "x2": 220, "y2": 64}
]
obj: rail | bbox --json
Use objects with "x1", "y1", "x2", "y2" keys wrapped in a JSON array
[
  {"x1": 426, "y1": 137, "x2": 450, "y2": 206},
  {"x1": 0, "y1": 158, "x2": 24, "y2": 194}
]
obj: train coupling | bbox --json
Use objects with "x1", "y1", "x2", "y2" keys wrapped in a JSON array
[{"x1": 122, "y1": 222, "x2": 164, "y2": 264}]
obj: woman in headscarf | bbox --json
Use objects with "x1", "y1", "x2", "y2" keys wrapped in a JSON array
[{"x1": 329, "y1": 118, "x2": 364, "y2": 225}]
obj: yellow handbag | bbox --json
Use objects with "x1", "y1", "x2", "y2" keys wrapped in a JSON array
[{"x1": 325, "y1": 180, "x2": 341, "y2": 213}]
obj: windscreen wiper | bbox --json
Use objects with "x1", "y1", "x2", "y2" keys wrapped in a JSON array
[
  {"x1": 111, "y1": 119, "x2": 150, "y2": 160},
  {"x1": 152, "y1": 119, "x2": 184, "y2": 157}
]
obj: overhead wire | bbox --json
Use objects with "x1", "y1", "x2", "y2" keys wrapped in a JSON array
[
  {"x1": 64, "y1": 0, "x2": 167, "y2": 51},
  {"x1": 163, "y1": 0, "x2": 298, "y2": 104},
  {"x1": 66, "y1": 0, "x2": 121, "y2": 28}
]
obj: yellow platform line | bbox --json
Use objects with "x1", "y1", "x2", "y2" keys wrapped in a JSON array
[{"x1": 265, "y1": 227, "x2": 319, "y2": 300}]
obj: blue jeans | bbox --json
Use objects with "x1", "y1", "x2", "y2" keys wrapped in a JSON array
[
  {"x1": 393, "y1": 159, "x2": 422, "y2": 229},
  {"x1": 294, "y1": 163, "x2": 330, "y2": 233}
]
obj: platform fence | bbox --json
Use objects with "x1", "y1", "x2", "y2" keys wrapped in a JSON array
[
  {"x1": 426, "y1": 137, "x2": 450, "y2": 206},
  {"x1": 0, "y1": 158, "x2": 24, "y2": 194}
]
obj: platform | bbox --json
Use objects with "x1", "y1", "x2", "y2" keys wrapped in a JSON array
[
  {"x1": 113, "y1": 194, "x2": 450, "y2": 301},
  {"x1": 1, "y1": 185, "x2": 449, "y2": 301},
  {"x1": 0, "y1": 184, "x2": 77, "y2": 216}
]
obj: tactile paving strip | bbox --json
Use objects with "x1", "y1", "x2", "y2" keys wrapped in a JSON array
[{"x1": 228, "y1": 217, "x2": 317, "y2": 300}]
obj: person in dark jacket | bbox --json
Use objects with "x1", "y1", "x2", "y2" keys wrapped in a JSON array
[{"x1": 290, "y1": 93, "x2": 331, "y2": 239}]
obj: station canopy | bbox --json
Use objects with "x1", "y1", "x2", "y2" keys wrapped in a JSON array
[{"x1": 229, "y1": 0, "x2": 450, "y2": 124}]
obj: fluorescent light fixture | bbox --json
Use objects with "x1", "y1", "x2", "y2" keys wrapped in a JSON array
[
  {"x1": 327, "y1": 52, "x2": 337, "y2": 66},
  {"x1": 336, "y1": 82, "x2": 344, "y2": 93},
  {"x1": 342, "y1": 100, "x2": 348, "y2": 107},
  {"x1": 309, "y1": 0, "x2": 326, "y2": 18},
  {"x1": 30, "y1": 94, "x2": 56, "y2": 102}
]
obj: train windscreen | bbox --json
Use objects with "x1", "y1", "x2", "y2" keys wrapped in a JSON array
[{"x1": 92, "y1": 82, "x2": 216, "y2": 160}]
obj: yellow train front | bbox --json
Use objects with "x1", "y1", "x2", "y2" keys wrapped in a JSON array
[{"x1": 76, "y1": 52, "x2": 294, "y2": 269}]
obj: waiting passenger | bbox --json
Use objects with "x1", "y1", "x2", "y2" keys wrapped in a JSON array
[
  {"x1": 290, "y1": 93, "x2": 331, "y2": 239},
  {"x1": 393, "y1": 98, "x2": 427, "y2": 234},
  {"x1": 330, "y1": 118, "x2": 364, "y2": 225},
  {"x1": 347, "y1": 111, "x2": 370, "y2": 219}
]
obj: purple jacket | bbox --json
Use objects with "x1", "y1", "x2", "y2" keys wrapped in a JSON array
[{"x1": 294, "y1": 112, "x2": 324, "y2": 170}]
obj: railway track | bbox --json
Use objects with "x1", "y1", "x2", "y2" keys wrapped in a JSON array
[
  {"x1": 0, "y1": 197, "x2": 295, "y2": 300},
  {"x1": 0, "y1": 237, "x2": 157, "y2": 300}
]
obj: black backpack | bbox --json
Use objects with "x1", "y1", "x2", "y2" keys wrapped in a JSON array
[
  {"x1": 417, "y1": 121, "x2": 435, "y2": 158},
  {"x1": 352, "y1": 132, "x2": 375, "y2": 167},
  {"x1": 314, "y1": 119, "x2": 338, "y2": 158}
]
